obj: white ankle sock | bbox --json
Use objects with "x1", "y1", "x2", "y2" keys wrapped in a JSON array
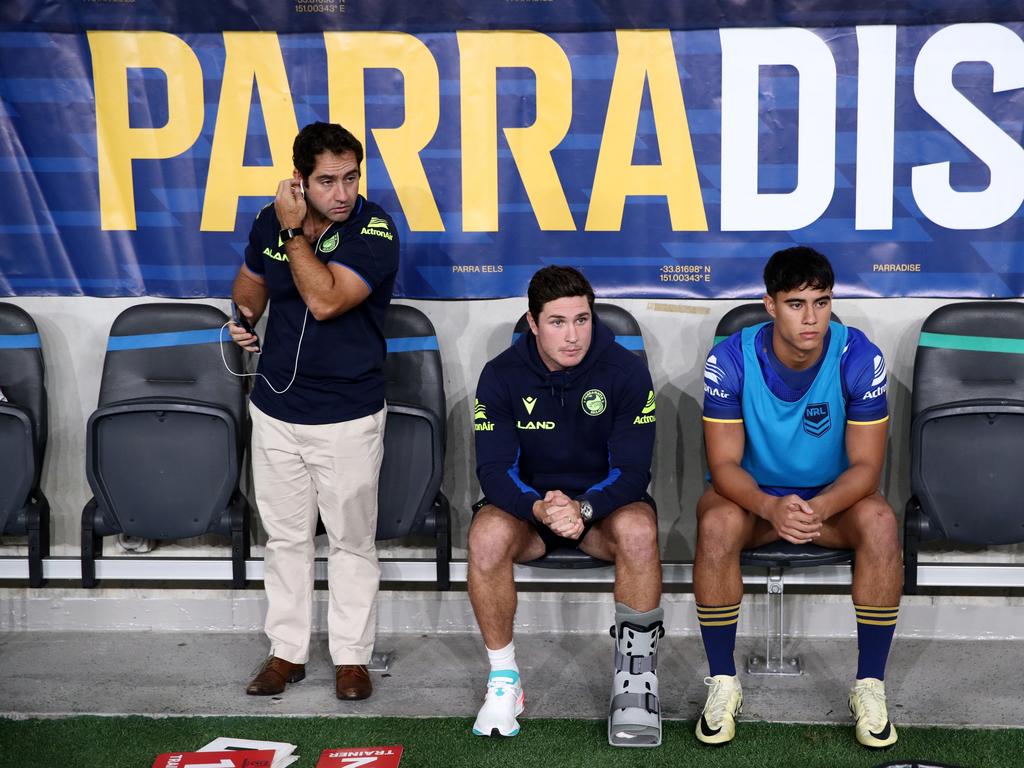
[{"x1": 486, "y1": 641, "x2": 518, "y2": 675}]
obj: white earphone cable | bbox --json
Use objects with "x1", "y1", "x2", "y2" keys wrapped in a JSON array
[{"x1": 218, "y1": 307, "x2": 308, "y2": 395}]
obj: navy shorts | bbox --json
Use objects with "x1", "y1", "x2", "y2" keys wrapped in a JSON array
[{"x1": 472, "y1": 493, "x2": 657, "y2": 555}]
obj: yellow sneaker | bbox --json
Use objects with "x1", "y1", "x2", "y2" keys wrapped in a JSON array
[
  {"x1": 849, "y1": 677, "x2": 898, "y2": 748},
  {"x1": 696, "y1": 674, "x2": 742, "y2": 745}
]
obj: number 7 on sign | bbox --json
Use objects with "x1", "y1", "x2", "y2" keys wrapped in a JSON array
[{"x1": 317, "y1": 746, "x2": 403, "y2": 768}]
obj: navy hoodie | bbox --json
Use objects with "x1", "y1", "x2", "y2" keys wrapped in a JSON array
[{"x1": 474, "y1": 317, "x2": 656, "y2": 522}]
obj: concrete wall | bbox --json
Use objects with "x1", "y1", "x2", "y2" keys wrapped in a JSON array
[{"x1": 3, "y1": 294, "x2": 1023, "y2": 637}]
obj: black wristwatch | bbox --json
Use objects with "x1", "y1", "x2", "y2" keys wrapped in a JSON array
[
  {"x1": 279, "y1": 227, "x2": 303, "y2": 244},
  {"x1": 578, "y1": 498, "x2": 594, "y2": 523}
]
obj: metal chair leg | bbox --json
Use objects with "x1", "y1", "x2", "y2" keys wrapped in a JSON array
[{"x1": 746, "y1": 566, "x2": 802, "y2": 676}]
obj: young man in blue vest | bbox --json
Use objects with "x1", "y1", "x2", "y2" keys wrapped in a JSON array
[
  {"x1": 694, "y1": 247, "x2": 901, "y2": 748},
  {"x1": 469, "y1": 266, "x2": 663, "y2": 747}
]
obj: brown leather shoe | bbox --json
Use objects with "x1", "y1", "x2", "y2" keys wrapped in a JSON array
[
  {"x1": 245, "y1": 655, "x2": 305, "y2": 696},
  {"x1": 335, "y1": 664, "x2": 373, "y2": 700}
]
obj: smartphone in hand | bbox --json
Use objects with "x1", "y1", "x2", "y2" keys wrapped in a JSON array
[{"x1": 231, "y1": 302, "x2": 261, "y2": 351}]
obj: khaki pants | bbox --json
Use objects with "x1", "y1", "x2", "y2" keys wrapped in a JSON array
[{"x1": 250, "y1": 402, "x2": 385, "y2": 665}]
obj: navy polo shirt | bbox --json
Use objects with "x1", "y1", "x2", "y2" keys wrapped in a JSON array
[{"x1": 242, "y1": 196, "x2": 399, "y2": 425}]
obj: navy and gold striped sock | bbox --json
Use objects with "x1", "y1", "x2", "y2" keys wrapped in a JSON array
[
  {"x1": 697, "y1": 602, "x2": 741, "y2": 677},
  {"x1": 854, "y1": 604, "x2": 899, "y2": 680}
]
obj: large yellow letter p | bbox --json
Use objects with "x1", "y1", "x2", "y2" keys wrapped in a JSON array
[{"x1": 89, "y1": 32, "x2": 204, "y2": 230}]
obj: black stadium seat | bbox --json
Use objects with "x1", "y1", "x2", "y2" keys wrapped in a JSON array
[
  {"x1": 0, "y1": 303, "x2": 50, "y2": 587},
  {"x1": 713, "y1": 303, "x2": 853, "y2": 675},
  {"x1": 904, "y1": 301, "x2": 1024, "y2": 593},
  {"x1": 513, "y1": 302, "x2": 650, "y2": 569},
  {"x1": 81, "y1": 303, "x2": 251, "y2": 588},
  {"x1": 376, "y1": 303, "x2": 451, "y2": 590},
  {"x1": 313, "y1": 303, "x2": 451, "y2": 590}
]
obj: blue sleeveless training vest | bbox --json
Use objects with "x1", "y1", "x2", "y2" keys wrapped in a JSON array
[{"x1": 740, "y1": 321, "x2": 849, "y2": 489}]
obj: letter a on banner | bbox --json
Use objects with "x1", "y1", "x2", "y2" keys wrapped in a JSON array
[
  {"x1": 325, "y1": 32, "x2": 444, "y2": 231},
  {"x1": 458, "y1": 31, "x2": 575, "y2": 231},
  {"x1": 586, "y1": 30, "x2": 707, "y2": 232},
  {"x1": 202, "y1": 33, "x2": 299, "y2": 232}
]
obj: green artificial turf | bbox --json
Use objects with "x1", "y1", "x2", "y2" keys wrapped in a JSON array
[{"x1": 0, "y1": 715, "x2": 1015, "y2": 768}]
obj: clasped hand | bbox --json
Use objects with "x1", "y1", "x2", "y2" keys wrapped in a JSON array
[
  {"x1": 765, "y1": 494, "x2": 822, "y2": 545},
  {"x1": 533, "y1": 490, "x2": 585, "y2": 540}
]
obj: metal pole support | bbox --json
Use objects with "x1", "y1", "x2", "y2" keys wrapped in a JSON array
[{"x1": 746, "y1": 567, "x2": 803, "y2": 675}]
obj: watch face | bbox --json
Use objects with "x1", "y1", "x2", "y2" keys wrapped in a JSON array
[{"x1": 580, "y1": 501, "x2": 593, "y2": 522}]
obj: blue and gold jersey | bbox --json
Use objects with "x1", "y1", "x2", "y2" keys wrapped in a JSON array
[{"x1": 702, "y1": 321, "x2": 889, "y2": 494}]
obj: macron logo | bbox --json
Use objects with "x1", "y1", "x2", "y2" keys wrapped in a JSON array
[{"x1": 704, "y1": 354, "x2": 725, "y2": 385}]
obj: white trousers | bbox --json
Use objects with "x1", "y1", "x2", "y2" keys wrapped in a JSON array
[{"x1": 250, "y1": 402, "x2": 385, "y2": 665}]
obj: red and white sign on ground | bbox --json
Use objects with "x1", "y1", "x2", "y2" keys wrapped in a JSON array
[
  {"x1": 316, "y1": 746, "x2": 404, "y2": 768},
  {"x1": 151, "y1": 750, "x2": 276, "y2": 768}
]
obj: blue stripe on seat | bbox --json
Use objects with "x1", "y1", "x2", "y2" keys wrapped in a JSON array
[
  {"x1": 510, "y1": 332, "x2": 644, "y2": 350},
  {"x1": 387, "y1": 336, "x2": 438, "y2": 353},
  {"x1": 107, "y1": 328, "x2": 225, "y2": 351},
  {"x1": 0, "y1": 333, "x2": 41, "y2": 349}
]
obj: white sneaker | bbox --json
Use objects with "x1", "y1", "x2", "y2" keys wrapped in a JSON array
[
  {"x1": 472, "y1": 670, "x2": 525, "y2": 737},
  {"x1": 696, "y1": 674, "x2": 742, "y2": 745},
  {"x1": 849, "y1": 677, "x2": 898, "y2": 748}
]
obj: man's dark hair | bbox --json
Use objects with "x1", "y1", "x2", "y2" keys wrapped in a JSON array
[
  {"x1": 528, "y1": 266, "x2": 595, "y2": 320},
  {"x1": 763, "y1": 246, "x2": 835, "y2": 296},
  {"x1": 293, "y1": 122, "x2": 364, "y2": 181}
]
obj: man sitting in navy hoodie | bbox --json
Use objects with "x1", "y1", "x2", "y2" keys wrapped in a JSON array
[{"x1": 468, "y1": 266, "x2": 663, "y2": 748}]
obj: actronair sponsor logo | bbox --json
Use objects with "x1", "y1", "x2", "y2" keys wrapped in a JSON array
[
  {"x1": 361, "y1": 216, "x2": 393, "y2": 240},
  {"x1": 634, "y1": 389, "x2": 657, "y2": 425},
  {"x1": 704, "y1": 354, "x2": 730, "y2": 399},
  {"x1": 704, "y1": 354, "x2": 725, "y2": 385},
  {"x1": 862, "y1": 354, "x2": 888, "y2": 400},
  {"x1": 474, "y1": 398, "x2": 494, "y2": 431},
  {"x1": 641, "y1": 390, "x2": 656, "y2": 414},
  {"x1": 862, "y1": 383, "x2": 887, "y2": 400},
  {"x1": 870, "y1": 354, "x2": 886, "y2": 387}
]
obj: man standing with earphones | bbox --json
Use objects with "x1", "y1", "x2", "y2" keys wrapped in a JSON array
[{"x1": 228, "y1": 122, "x2": 399, "y2": 702}]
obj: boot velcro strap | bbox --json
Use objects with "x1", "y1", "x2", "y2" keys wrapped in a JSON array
[
  {"x1": 610, "y1": 692, "x2": 660, "y2": 715},
  {"x1": 614, "y1": 647, "x2": 657, "y2": 674}
]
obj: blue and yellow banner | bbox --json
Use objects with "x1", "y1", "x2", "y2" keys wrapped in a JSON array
[{"x1": 1, "y1": 2, "x2": 1023, "y2": 298}]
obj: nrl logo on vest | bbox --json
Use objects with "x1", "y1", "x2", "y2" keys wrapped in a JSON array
[{"x1": 803, "y1": 402, "x2": 831, "y2": 437}]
